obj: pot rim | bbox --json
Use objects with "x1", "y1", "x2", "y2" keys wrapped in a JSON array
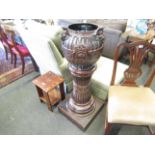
[{"x1": 68, "y1": 23, "x2": 98, "y2": 33}]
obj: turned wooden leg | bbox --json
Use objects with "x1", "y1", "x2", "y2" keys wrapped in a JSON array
[
  {"x1": 14, "y1": 54, "x2": 17, "y2": 68},
  {"x1": 60, "y1": 82, "x2": 65, "y2": 100},
  {"x1": 21, "y1": 56, "x2": 25, "y2": 74},
  {"x1": 11, "y1": 52, "x2": 13, "y2": 64},
  {"x1": 4, "y1": 46, "x2": 8, "y2": 60}
]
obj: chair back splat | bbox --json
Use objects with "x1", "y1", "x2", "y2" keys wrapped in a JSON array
[{"x1": 111, "y1": 41, "x2": 155, "y2": 86}]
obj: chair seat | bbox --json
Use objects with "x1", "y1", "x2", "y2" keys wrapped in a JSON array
[
  {"x1": 16, "y1": 45, "x2": 30, "y2": 56},
  {"x1": 108, "y1": 86, "x2": 155, "y2": 125}
]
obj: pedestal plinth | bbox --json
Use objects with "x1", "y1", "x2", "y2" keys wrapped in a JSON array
[{"x1": 58, "y1": 95, "x2": 104, "y2": 130}]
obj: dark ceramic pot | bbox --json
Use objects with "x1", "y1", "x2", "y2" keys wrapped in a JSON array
[{"x1": 61, "y1": 23, "x2": 104, "y2": 69}]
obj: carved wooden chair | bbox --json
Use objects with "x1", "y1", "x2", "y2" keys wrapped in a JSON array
[{"x1": 104, "y1": 41, "x2": 155, "y2": 135}]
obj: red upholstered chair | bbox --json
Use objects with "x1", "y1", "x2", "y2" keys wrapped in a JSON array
[
  {"x1": 0, "y1": 25, "x2": 14, "y2": 62},
  {"x1": 8, "y1": 30, "x2": 32, "y2": 74},
  {"x1": 1, "y1": 27, "x2": 33, "y2": 74},
  {"x1": 104, "y1": 41, "x2": 155, "y2": 135}
]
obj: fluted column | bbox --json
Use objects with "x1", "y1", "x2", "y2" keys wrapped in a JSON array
[{"x1": 68, "y1": 65, "x2": 96, "y2": 114}]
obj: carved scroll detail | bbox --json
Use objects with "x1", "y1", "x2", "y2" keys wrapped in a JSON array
[{"x1": 123, "y1": 45, "x2": 150, "y2": 86}]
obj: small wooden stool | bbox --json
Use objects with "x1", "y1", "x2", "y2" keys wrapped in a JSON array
[{"x1": 33, "y1": 71, "x2": 65, "y2": 111}]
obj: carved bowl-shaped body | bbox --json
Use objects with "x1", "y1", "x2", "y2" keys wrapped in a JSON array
[{"x1": 61, "y1": 23, "x2": 104, "y2": 69}]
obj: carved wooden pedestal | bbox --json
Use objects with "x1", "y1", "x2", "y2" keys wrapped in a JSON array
[{"x1": 58, "y1": 23, "x2": 104, "y2": 130}]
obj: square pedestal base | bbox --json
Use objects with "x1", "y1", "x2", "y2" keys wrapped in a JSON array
[{"x1": 58, "y1": 95, "x2": 104, "y2": 131}]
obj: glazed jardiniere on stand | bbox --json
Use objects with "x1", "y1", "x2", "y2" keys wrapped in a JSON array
[{"x1": 58, "y1": 23, "x2": 104, "y2": 130}]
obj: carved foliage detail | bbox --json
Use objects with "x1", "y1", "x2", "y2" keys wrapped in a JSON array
[{"x1": 73, "y1": 45, "x2": 91, "y2": 58}]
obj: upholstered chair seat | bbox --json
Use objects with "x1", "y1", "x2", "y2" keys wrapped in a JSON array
[
  {"x1": 108, "y1": 86, "x2": 155, "y2": 125},
  {"x1": 16, "y1": 44, "x2": 30, "y2": 56},
  {"x1": 11, "y1": 46, "x2": 30, "y2": 57}
]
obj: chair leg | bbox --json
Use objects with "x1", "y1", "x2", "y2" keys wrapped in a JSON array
[
  {"x1": 21, "y1": 56, "x2": 25, "y2": 74},
  {"x1": 104, "y1": 122, "x2": 112, "y2": 135},
  {"x1": 11, "y1": 52, "x2": 13, "y2": 64},
  {"x1": 14, "y1": 54, "x2": 17, "y2": 68},
  {"x1": 4, "y1": 46, "x2": 8, "y2": 60},
  {"x1": 104, "y1": 108, "x2": 121, "y2": 135},
  {"x1": 147, "y1": 126, "x2": 155, "y2": 135},
  {"x1": 104, "y1": 104, "x2": 111, "y2": 135}
]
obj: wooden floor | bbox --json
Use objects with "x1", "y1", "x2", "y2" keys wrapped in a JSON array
[{"x1": 0, "y1": 44, "x2": 35, "y2": 88}]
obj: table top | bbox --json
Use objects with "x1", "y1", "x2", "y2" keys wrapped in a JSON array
[
  {"x1": 33, "y1": 71, "x2": 64, "y2": 92},
  {"x1": 127, "y1": 35, "x2": 154, "y2": 44}
]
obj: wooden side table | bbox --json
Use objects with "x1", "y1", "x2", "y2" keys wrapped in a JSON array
[{"x1": 33, "y1": 71, "x2": 65, "y2": 111}]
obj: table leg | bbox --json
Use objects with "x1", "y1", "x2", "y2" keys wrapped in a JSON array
[
  {"x1": 35, "y1": 86, "x2": 44, "y2": 103},
  {"x1": 60, "y1": 82, "x2": 65, "y2": 100},
  {"x1": 43, "y1": 91, "x2": 53, "y2": 111}
]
